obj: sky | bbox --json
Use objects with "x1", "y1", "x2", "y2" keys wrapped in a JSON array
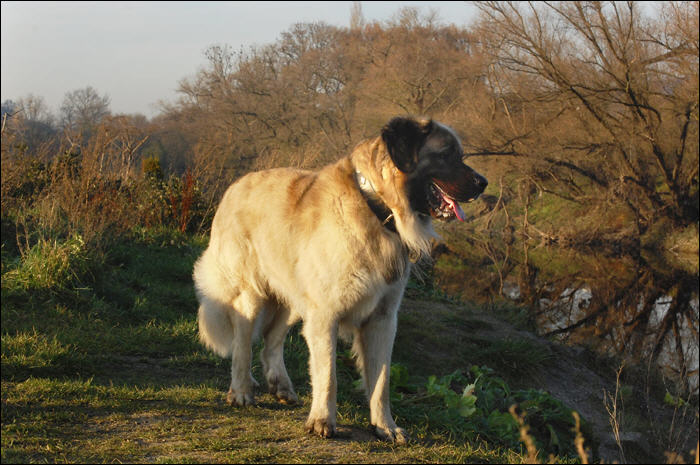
[{"x1": 1, "y1": 1, "x2": 478, "y2": 118}]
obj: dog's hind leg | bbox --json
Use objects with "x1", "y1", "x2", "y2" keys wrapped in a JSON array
[
  {"x1": 226, "y1": 289, "x2": 264, "y2": 407},
  {"x1": 352, "y1": 293, "x2": 408, "y2": 444},
  {"x1": 260, "y1": 304, "x2": 299, "y2": 405}
]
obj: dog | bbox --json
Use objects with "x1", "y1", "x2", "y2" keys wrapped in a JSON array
[{"x1": 193, "y1": 116, "x2": 487, "y2": 442}]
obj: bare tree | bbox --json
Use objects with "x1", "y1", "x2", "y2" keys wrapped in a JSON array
[
  {"x1": 17, "y1": 94, "x2": 54, "y2": 125},
  {"x1": 174, "y1": 22, "x2": 367, "y2": 172},
  {"x1": 60, "y1": 86, "x2": 111, "y2": 135},
  {"x1": 361, "y1": 8, "x2": 481, "y2": 116},
  {"x1": 350, "y1": 1, "x2": 364, "y2": 30},
  {"x1": 10, "y1": 94, "x2": 57, "y2": 150},
  {"x1": 474, "y1": 1, "x2": 699, "y2": 229}
]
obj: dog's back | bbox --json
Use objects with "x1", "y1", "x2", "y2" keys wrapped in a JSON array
[{"x1": 193, "y1": 160, "x2": 402, "y2": 355}]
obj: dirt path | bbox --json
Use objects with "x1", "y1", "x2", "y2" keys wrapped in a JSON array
[{"x1": 398, "y1": 299, "x2": 678, "y2": 463}]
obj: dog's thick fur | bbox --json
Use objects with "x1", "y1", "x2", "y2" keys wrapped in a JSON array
[{"x1": 193, "y1": 116, "x2": 487, "y2": 442}]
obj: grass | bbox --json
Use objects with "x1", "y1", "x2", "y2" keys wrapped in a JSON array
[{"x1": 2, "y1": 228, "x2": 591, "y2": 463}]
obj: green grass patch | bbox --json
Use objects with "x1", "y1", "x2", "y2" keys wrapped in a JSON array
[
  {"x1": 2, "y1": 227, "x2": 589, "y2": 463},
  {"x1": 2, "y1": 234, "x2": 101, "y2": 294}
]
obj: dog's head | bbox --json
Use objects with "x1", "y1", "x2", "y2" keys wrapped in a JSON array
[{"x1": 381, "y1": 117, "x2": 488, "y2": 222}]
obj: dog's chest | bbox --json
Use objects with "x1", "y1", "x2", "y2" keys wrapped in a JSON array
[
  {"x1": 339, "y1": 286, "x2": 393, "y2": 330},
  {"x1": 337, "y1": 261, "x2": 410, "y2": 329}
]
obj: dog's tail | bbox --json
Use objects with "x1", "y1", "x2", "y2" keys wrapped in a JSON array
[
  {"x1": 197, "y1": 296, "x2": 233, "y2": 358},
  {"x1": 193, "y1": 252, "x2": 234, "y2": 358}
]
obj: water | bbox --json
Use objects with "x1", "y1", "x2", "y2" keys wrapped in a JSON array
[{"x1": 433, "y1": 229, "x2": 700, "y2": 394}]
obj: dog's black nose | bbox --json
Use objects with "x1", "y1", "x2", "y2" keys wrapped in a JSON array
[{"x1": 474, "y1": 173, "x2": 488, "y2": 192}]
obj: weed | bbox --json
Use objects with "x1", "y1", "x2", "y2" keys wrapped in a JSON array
[
  {"x1": 389, "y1": 364, "x2": 590, "y2": 460},
  {"x1": 572, "y1": 411, "x2": 589, "y2": 464},
  {"x1": 2, "y1": 234, "x2": 100, "y2": 294},
  {"x1": 604, "y1": 363, "x2": 627, "y2": 463}
]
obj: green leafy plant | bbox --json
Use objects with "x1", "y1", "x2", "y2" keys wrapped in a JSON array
[
  {"x1": 426, "y1": 371, "x2": 478, "y2": 418},
  {"x1": 663, "y1": 391, "x2": 687, "y2": 408},
  {"x1": 405, "y1": 364, "x2": 589, "y2": 459}
]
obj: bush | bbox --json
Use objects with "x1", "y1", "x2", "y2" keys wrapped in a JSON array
[
  {"x1": 2, "y1": 234, "x2": 101, "y2": 294},
  {"x1": 396, "y1": 365, "x2": 591, "y2": 459}
]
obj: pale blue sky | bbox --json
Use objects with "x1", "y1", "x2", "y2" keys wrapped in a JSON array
[{"x1": 1, "y1": 1, "x2": 478, "y2": 118}]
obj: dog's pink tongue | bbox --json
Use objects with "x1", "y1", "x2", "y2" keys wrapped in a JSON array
[{"x1": 443, "y1": 195, "x2": 466, "y2": 222}]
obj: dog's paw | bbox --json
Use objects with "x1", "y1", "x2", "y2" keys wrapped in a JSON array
[
  {"x1": 374, "y1": 424, "x2": 409, "y2": 444},
  {"x1": 305, "y1": 416, "x2": 336, "y2": 438},
  {"x1": 226, "y1": 388, "x2": 256, "y2": 407},
  {"x1": 274, "y1": 388, "x2": 299, "y2": 405},
  {"x1": 267, "y1": 379, "x2": 299, "y2": 405}
]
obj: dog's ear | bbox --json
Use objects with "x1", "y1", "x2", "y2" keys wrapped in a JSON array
[{"x1": 381, "y1": 117, "x2": 433, "y2": 173}]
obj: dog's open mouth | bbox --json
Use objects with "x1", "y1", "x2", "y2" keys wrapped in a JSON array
[{"x1": 428, "y1": 182, "x2": 472, "y2": 222}]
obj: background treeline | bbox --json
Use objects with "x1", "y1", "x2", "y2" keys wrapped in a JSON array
[{"x1": 2, "y1": 2, "x2": 698, "y2": 257}]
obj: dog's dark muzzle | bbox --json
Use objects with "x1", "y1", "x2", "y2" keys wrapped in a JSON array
[{"x1": 433, "y1": 163, "x2": 488, "y2": 203}]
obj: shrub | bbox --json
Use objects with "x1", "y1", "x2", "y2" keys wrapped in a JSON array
[
  {"x1": 400, "y1": 365, "x2": 591, "y2": 459},
  {"x1": 2, "y1": 234, "x2": 101, "y2": 294}
]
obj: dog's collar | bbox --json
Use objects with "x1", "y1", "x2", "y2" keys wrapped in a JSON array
[{"x1": 354, "y1": 171, "x2": 397, "y2": 233}]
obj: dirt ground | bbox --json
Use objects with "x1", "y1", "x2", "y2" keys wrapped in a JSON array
[{"x1": 399, "y1": 299, "x2": 697, "y2": 463}]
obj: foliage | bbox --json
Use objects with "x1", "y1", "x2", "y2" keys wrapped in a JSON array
[
  {"x1": 142, "y1": 155, "x2": 164, "y2": 182},
  {"x1": 392, "y1": 364, "x2": 589, "y2": 459},
  {"x1": 473, "y1": 1, "x2": 699, "y2": 231},
  {"x1": 3, "y1": 3, "x2": 697, "y2": 249},
  {"x1": 1, "y1": 114, "x2": 213, "y2": 262},
  {"x1": 1, "y1": 234, "x2": 99, "y2": 295}
]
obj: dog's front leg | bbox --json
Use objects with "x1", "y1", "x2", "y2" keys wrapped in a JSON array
[
  {"x1": 353, "y1": 302, "x2": 408, "y2": 443},
  {"x1": 302, "y1": 318, "x2": 338, "y2": 438}
]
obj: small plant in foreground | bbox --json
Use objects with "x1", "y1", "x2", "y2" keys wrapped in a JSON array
[{"x1": 395, "y1": 364, "x2": 590, "y2": 459}]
